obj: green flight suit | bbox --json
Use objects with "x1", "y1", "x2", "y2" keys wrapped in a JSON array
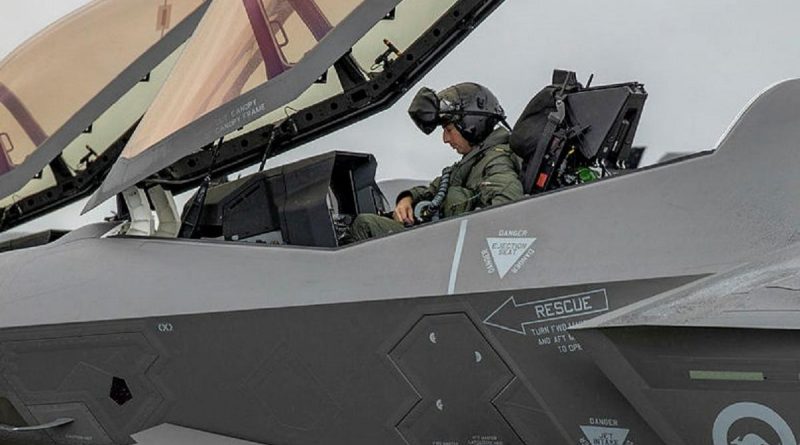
[{"x1": 351, "y1": 128, "x2": 523, "y2": 241}]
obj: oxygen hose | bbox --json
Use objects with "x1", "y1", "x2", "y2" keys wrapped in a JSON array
[
  {"x1": 430, "y1": 166, "x2": 452, "y2": 209},
  {"x1": 414, "y1": 165, "x2": 453, "y2": 222}
]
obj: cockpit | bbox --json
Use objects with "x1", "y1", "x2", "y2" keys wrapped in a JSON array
[{"x1": 174, "y1": 69, "x2": 647, "y2": 248}]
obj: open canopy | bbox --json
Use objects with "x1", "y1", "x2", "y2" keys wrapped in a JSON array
[
  {"x1": 0, "y1": 0, "x2": 503, "y2": 228},
  {"x1": 0, "y1": 0, "x2": 207, "y2": 207},
  {"x1": 85, "y1": 0, "x2": 401, "y2": 211}
]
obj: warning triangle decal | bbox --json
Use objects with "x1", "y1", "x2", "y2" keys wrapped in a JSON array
[
  {"x1": 579, "y1": 426, "x2": 630, "y2": 445},
  {"x1": 486, "y1": 237, "x2": 536, "y2": 279}
]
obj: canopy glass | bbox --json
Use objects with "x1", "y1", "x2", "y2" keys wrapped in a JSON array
[{"x1": 0, "y1": 0, "x2": 205, "y2": 201}]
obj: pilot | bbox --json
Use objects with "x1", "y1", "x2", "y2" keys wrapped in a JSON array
[{"x1": 349, "y1": 82, "x2": 523, "y2": 241}]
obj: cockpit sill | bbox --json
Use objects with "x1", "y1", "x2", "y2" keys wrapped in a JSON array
[
  {"x1": 0, "y1": 147, "x2": 710, "y2": 255},
  {"x1": 90, "y1": 147, "x2": 712, "y2": 251}
]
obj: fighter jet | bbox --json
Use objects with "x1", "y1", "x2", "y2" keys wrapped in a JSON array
[{"x1": 0, "y1": 1, "x2": 799, "y2": 445}]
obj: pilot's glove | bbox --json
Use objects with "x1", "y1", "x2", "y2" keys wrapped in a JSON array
[{"x1": 393, "y1": 196, "x2": 415, "y2": 226}]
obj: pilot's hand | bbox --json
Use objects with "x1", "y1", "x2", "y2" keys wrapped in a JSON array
[{"x1": 393, "y1": 196, "x2": 415, "y2": 225}]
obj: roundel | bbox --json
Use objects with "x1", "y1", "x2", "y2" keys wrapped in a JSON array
[{"x1": 713, "y1": 402, "x2": 796, "y2": 445}]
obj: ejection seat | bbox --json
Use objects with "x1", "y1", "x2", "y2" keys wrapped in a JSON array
[{"x1": 510, "y1": 70, "x2": 647, "y2": 194}]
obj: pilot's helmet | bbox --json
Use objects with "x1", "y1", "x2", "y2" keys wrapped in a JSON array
[{"x1": 408, "y1": 82, "x2": 505, "y2": 145}]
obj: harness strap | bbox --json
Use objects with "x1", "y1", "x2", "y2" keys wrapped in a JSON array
[{"x1": 522, "y1": 98, "x2": 566, "y2": 192}]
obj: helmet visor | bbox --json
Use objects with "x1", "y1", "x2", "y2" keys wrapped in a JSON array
[{"x1": 407, "y1": 87, "x2": 441, "y2": 134}]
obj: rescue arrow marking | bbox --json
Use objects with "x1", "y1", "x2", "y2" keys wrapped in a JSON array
[{"x1": 483, "y1": 289, "x2": 609, "y2": 335}]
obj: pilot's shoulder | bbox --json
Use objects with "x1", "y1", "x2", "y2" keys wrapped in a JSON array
[
  {"x1": 483, "y1": 143, "x2": 515, "y2": 161},
  {"x1": 481, "y1": 143, "x2": 522, "y2": 173}
]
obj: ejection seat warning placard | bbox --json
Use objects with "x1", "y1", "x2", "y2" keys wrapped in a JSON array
[
  {"x1": 579, "y1": 417, "x2": 633, "y2": 445},
  {"x1": 481, "y1": 230, "x2": 536, "y2": 279},
  {"x1": 483, "y1": 289, "x2": 609, "y2": 354}
]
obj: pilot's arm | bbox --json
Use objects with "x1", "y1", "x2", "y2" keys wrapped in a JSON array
[{"x1": 394, "y1": 176, "x2": 442, "y2": 224}]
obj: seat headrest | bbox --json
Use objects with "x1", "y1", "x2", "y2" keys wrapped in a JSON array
[{"x1": 509, "y1": 85, "x2": 558, "y2": 159}]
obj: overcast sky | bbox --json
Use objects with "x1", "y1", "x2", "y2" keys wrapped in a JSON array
[{"x1": 2, "y1": 0, "x2": 800, "y2": 232}]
